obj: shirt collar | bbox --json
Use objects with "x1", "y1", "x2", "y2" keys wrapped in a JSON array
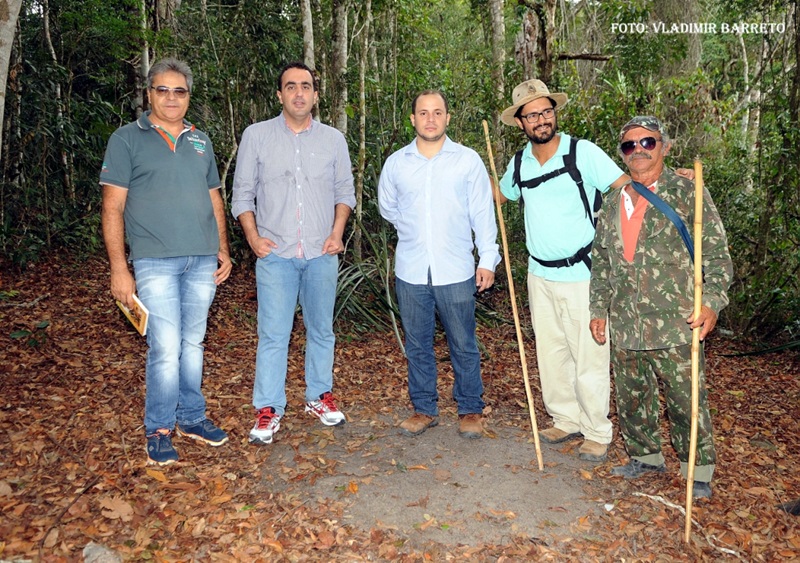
[
  {"x1": 136, "y1": 110, "x2": 194, "y2": 132},
  {"x1": 404, "y1": 135, "x2": 455, "y2": 158},
  {"x1": 279, "y1": 111, "x2": 315, "y2": 134}
]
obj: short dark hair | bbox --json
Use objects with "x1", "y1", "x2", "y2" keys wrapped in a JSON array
[
  {"x1": 514, "y1": 96, "x2": 556, "y2": 120},
  {"x1": 277, "y1": 62, "x2": 318, "y2": 91},
  {"x1": 148, "y1": 58, "x2": 193, "y2": 91},
  {"x1": 412, "y1": 90, "x2": 449, "y2": 114}
]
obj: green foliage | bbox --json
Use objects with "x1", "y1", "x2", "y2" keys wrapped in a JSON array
[
  {"x1": 10, "y1": 319, "x2": 50, "y2": 347},
  {"x1": 1, "y1": 0, "x2": 797, "y2": 342}
]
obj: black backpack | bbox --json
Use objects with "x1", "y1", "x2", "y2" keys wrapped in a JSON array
[{"x1": 512, "y1": 137, "x2": 602, "y2": 271}]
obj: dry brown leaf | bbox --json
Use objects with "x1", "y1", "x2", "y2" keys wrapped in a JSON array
[
  {"x1": 434, "y1": 469, "x2": 451, "y2": 481},
  {"x1": 347, "y1": 481, "x2": 358, "y2": 494},
  {"x1": 43, "y1": 528, "x2": 58, "y2": 549},
  {"x1": 99, "y1": 496, "x2": 133, "y2": 522},
  {"x1": 210, "y1": 494, "x2": 233, "y2": 505},
  {"x1": 315, "y1": 530, "x2": 336, "y2": 549},
  {"x1": 418, "y1": 516, "x2": 437, "y2": 530},
  {"x1": 146, "y1": 468, "x2": 168, "y2": 483},
  {"x1": 489, "y1": 509, "x2": 516, "y2": 519}
]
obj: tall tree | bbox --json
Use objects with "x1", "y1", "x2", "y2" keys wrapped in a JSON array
[
  {"x1": 353, "y1": 0, "x2": 371, "y2": 261},
  {"x1": 42, "y1": 0, "x2": 74, "y2": 201},
  {"x1": 330, "y1": 0, "x2": 349, "y2": 133},
  {"x1": 301, "y1": 0, "x2": 315, "y2": 69},
  {"x1": 489, "y1": 0, "x2": 504, "y2": 110},
  {"x1": 0, "y1": 0, "x2": 23, "y2": 166}
]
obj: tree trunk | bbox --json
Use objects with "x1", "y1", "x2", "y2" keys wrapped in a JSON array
[
  {"x1": 0, "y1": 0, "x2": 22, "y2": 166},
  {"x1": 515, "y1": 8, "x2": 537, "y2": 80},
  {"x1": 489, "y1": 0, "x2": 505, "y2": 132},
  {"x1": 488, "y1": 0, "x2": 505, "y2": 167},
  {"x1": 331, "y1": 0, "x2": 348, "y2": 133},
  {"x1": 42, "y1": 0, "x2": 74, "y2": 202},
  {"x1": 516, "y1": 0, "x2": 555, "y2": 82},
  {"x1": 535, "y1": 0, "x2": 556, "y2": 83},
  {"x1": 354, "y1": 0, "x2": 371, "y2": 262},
  {"x1": 301, "y1": 0, "x2": 315, "y2": 70},
  {"x1": 135, "y1": 0, "x2": 149, "y2": 117}
]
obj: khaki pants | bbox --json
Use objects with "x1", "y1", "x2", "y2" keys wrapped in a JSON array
[{"x1": 527, "y1": 274, "x2": 612, "y2": 444}]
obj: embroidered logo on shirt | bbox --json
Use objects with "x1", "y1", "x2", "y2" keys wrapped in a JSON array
[{"x1": 186, "y1": 133, "x2": 208, "y2": 156}]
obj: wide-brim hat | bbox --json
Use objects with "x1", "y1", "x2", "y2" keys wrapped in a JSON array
[{"x1": 500, "y1": 79, "x2": 568, "y2": 126}]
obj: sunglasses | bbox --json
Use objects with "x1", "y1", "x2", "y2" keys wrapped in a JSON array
[
  {"x1": 619, "y1": 136, "x2": 660, "y2": 156},
  {"x1": 150, "y1": 86, "x2": 189, "y2": 99}
]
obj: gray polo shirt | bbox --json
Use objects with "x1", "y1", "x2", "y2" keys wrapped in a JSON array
[
  {"x1": 231, "y1": 113, "x2": 355, "y2": 260},
  {"x1": 100, "y1": 111, "x2": 221, "y2": 260}
]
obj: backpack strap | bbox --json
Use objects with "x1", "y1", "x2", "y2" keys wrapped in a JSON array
[
  {"x1": 530, "y1": 240, "x2": 593, "y2": 271},
  {"x1": 629, "y1": 180, "x2": 695, "y2": 263},
  {"x1": 563, "y1": 137, "x2": 601, "y2": 227},
  {"x1": 514, "y1": 138, "x2": 600, "y2": 270}
]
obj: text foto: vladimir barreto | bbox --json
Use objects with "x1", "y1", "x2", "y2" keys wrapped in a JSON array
[{"x1": 611, "y1": 22, "x2": 786, "y2": 35}]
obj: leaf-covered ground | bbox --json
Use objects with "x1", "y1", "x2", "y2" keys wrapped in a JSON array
[{"x1": 1, "y1": 254, "x2": 799, "y2": 561}]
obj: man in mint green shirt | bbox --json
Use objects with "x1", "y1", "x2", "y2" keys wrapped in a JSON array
[{"x1": 497, "y1": 79, "x2": 628, "y2": 463}]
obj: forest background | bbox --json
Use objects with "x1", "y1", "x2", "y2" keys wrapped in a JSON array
[{"x1": 0, "y1": 0, "x2": 798, "y2": 342}]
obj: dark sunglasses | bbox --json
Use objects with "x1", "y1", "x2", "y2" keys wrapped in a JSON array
[{"x1": 619, "y1": 136, "x2": 660, "y2": 156}]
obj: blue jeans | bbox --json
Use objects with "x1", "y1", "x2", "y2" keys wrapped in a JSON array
[
  {"x1": 254, "y1": 253, "x2": 338, "y2": 415},
  {"x1": 395, "y1": 276, "x2": 484, "y2": 416},
  {"x1": 133, "y1": 255, "x2": 217, "y2": 435}
]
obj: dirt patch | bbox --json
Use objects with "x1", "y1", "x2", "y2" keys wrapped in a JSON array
[{"x1": 258, "y1": 404, "x2": 613, "y2": 550}]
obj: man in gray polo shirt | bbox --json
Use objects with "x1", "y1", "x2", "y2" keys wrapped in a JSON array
[
  {"x1": 101, "y1": 58, "x2": 232, "y2": 466},
  {"x1": 232, "y1": 62, "x2": 355, "y2": 445}
]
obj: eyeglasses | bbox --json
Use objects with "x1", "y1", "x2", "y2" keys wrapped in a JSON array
[
  {"x1": 619, "y1": 136, "x2": 660, "y2": 155},
  {"x1": 520, "y1": 108, "x2": 555, "y2": 123},
  {"x1": 150, "y1": 86, "x2": 189, "y2": 99}
]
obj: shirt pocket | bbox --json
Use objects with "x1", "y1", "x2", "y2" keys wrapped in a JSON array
[{"x1": 305, "y1": 148, "x2": 336, "y2": 186}]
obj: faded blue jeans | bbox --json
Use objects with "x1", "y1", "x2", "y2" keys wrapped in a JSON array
[
  {"x1": 395, "y1": 275, "x2": 485, "y2": 416},
  {"x1": 253, "y1": 253, "x2": 338, "y2": 415},
  {"x1": 133, "y1": 255, "x2": 217, "y2": 435}
]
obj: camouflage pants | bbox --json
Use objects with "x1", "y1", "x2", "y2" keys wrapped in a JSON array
[{"x1": 612, "y1": 344, "x2": 716, "y2": 481}]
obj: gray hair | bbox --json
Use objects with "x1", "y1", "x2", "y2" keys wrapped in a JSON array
[{"x1": 147, "y1": 58, "x2": 193, "y2": 92}]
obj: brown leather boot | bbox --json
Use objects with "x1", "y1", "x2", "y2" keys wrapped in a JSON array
[
  {"x1": 458, "y1": 413, "x2": 483, "y2": 439},
  {"x1": 578, "y1": 439, "x2": 608, "y2": 462},
  {"x1": 399, "y1": 413, "x2": 439, "y2": 436}
]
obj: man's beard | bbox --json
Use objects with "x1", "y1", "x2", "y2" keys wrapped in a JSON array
[{"x1": 526, "y1": 121, "x2": 557, "y2": 144}]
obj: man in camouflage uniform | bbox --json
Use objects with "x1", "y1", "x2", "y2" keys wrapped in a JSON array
[{"x1": 589, "y1": 116, "x2": 733, "y2": 499}]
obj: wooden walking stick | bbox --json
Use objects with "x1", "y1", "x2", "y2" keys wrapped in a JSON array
[
  {"x1": 482, "y1": 120, "x2": 543, "y2": 471},
  {"x1": 685, "y1": 159, "x2": 705, "y2": 542}
]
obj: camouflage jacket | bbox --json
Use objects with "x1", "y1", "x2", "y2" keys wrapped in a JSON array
[{"x1": 589, "y1": 166, "x2": 733, "y2": 350}]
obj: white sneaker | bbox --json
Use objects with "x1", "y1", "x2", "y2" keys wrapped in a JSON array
[
  {"x1": 305, "y1": 392, "x2": 346, "y2": 426},
  {"x1": 249, "y1": 407, "x2": 281, "y2": 445}
]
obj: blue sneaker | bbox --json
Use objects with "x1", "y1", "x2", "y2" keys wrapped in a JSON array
[
  {"x1": 177, "y1": 419, "x2": 229, "y2": 446},
  {"x1": 146, "y1": 430, "x2": 179, "y2": 466}
]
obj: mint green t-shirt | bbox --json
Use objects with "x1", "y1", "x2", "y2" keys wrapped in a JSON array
[{"x1": 500, "y1": 133, "x2": 624, "y2": 282}]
